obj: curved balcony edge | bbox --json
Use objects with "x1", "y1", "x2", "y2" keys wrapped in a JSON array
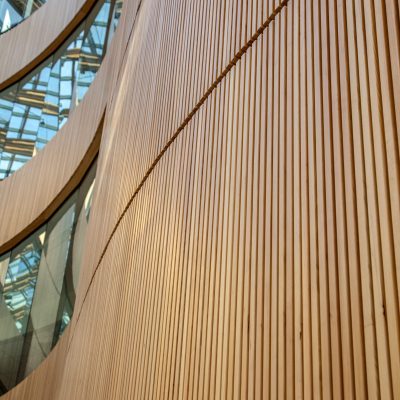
[
  {"x1": 0, "y1": 0, "x2": 140, "y2": 253},
  {"x1": 0, "y1": 0, "x2": 97, "y2": 91},
  {"x1": 0, "y1": 68, "x2": 106, "y2": 253},
  {"x1": 0, "y1": 0, "x2": 141, "y2": 395}
]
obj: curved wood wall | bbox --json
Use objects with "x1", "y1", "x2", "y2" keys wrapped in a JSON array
[
  {"x1": 2, "y1": 0, "x2": 400, "y2": 399},
  {"x1": 0, "y1": 0, "x2": 99, "y2": 90}
]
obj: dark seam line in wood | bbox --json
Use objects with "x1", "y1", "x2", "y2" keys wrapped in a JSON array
[{"x1": 68, "y1": 0, "x2": 289, "y2": 352}]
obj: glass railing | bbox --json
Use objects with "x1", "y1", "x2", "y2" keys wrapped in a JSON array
[
  {"x1": 0, "y1": 161, "x2": 96, "y2": 394},
  {"x1": 0, "y1": 0, "x2": 47, "y2": 34},
  {"x1": 0, "y1": 0, "x2": 123, "y2": 180}
]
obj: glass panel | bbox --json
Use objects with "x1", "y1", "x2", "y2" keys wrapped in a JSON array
[
  {"x1": 0, "y1": 161, "x2": 97, "y2": 392},
  {"x1": 0, "y1": 253, "x2": 9, "y2": 287},
  {"x1": 0, "y1": 0, "x2": 123, "y2": 179},
  {"x1": 0, "y1": 228, "x2": 45, "y2": 390},
  {"x1": 22, "y1": 196, "x2": 76, "y2": 377},
  {"x1": 74, "y1": 2, "x2": 112, "y2": 105},
  {"x1": 4, "y1": 229, "x2": 45, "y2": 333}
]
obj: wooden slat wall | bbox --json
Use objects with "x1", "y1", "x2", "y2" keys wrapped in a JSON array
[{"x1": 2, "y1": 0, "x2": 400, "y2": 398}]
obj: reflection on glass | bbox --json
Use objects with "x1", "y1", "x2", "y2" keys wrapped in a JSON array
[
  {"x1": 0, "y1": 0, "x2": 47, "y2": 34},
  {"x1": 0, "y1": 161, "x2": 97, "y2": 394},
  {"x1": 3, "y1": 230, "x2": 45, "y2": 333},
  {"x1": 0, "y1": 252, "x2": 9, "y2": 287},
  {"x1": 0, "y1": 0, "x2": 123, "y2": 179}
]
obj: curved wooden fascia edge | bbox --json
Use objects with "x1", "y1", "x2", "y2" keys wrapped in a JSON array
[
  {"x1": 0, "y1": 52, "x2": 109, "y2": 253},
  {"x1": 0, "y1": 0, "x2": 140, "y2": 254},
  {"x1": 0, "y1": 0, "x2": 142, "y2": 396},
  {"x1": 0, "y1": 0, "x2": 97, "y2": 91},
  {"x1": 0, "y1": 115, "x2": 104, "y2": 255}
]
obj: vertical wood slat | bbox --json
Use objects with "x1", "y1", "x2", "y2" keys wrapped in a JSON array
[{"x1": 2, "y1": 0, "x2": 400, "y2": 398}]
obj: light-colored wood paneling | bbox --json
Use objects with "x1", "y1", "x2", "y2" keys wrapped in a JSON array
[{"x1": 2, "y1": 0, "x2": 400, "y2": 398}]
